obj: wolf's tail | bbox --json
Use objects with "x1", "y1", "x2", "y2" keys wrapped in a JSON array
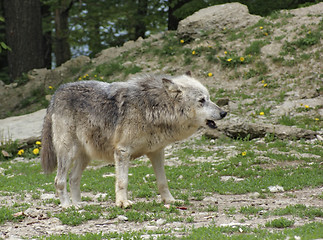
[{"x1": 41, "y1": 110, "x2": 57, "y2": 174}]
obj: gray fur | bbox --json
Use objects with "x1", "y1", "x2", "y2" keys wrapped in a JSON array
[{"x1": 41, "y1": 73, "x2": 226, "y2": 208}]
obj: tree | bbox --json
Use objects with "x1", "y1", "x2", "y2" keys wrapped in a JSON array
[
  {"x1": 3, "y1": 0, "x2": 44, "y2": 81},
  {"x1": 168, "y1": 0, "x2": 189, "y2": 30},
  {"x1": 134, "y1": 0, "x2": 148, "y2": 39},
  {"x1": 54, "y1": 0, "x2": 73, "y2": 66}
]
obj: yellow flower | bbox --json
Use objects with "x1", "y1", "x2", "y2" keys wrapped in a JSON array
[
  {"x1": 100, "y1": 76, "x2": 103, "y2": 80},
  {"x1": 227, "y1": 58, "x2": 232, "y2": 62},
  {"x1": 180, "y1": 39, "x2": 184, "y2": 44},
  {"x1": 224, "y1": 51, "x2": 228, "y2": 54},
  {"x1": 192, "y1": 50, "x2": 196, "y2": 55},
  {"x1": 264, "y1": 32, "x2": 268, "y2": 36},
  {"x1": 18, "y1": 149, "x2": 24, "y2": 156},
  {"x1": 314, "y1": 118, "x2": 319, "y2": 121},
  {"x1": 305, "y1": 105, "x2": 309, "y2": 109},
  {"x1": 240, "y1": 57, "x2": 244, "y2": 62},
  {"x1": 259, "y1": 26, "x2": 263, "y2": 30},
  {"x1": 241, "y1": 152, "x2": 247, "y2": 156},
  {"x1": 223, "y1": 27, "x2": 226, "y2": 30},
  {"x1": 78, "y1": 77, "x2": 82, "y2": 81},
  {"x1": 208, "y1": 72, "x2": 213, "y2": 77},
  {"x1": 261, "y1": 80, "x2": 265, "y2": 84},
  {"x1": 259, "y1": 112, "x2": 265, "y2": 116},
  {"x1": 33, "y1": 148, "x2": 40, "y2": 155},
  {"x1": 36, "y1": 141, "x2": 41, "y2": 145},
  {"x1": 48, "y1": 86, "x2": 53, "y2": 90},
  {"x1": 263, "y1": 83, "x2": 268, "y2": 87},
  {"x1": 94, "y1": 74, "x2": 97, "y2": 78}
]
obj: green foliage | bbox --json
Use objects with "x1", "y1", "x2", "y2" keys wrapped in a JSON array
[
  {"x1": 245, "y1": 40, "x2": 266, "y2": 56},
  {"x1": 0, "y1": 140, "x2": 20, "y2": 161},
  {"x1": 272, "y1": 204, "x2": 323, "y2": 219},
  {"x1": 265, "y1": 217, "x2": 294, "y2": 228},
  {"x1": 218, "y1": 51, "x2": 252, "y2": 68},
  {"x1": 55, "y1": 206, "x2": 102, "y2": 226}
]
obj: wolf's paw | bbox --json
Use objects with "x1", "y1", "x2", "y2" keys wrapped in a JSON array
[
  {"x1": 116, "y1": 199, "x2": 133, "y2": 208},
  {"x1": 162, "y1": 196, "x2": 176, "y2": 204}
]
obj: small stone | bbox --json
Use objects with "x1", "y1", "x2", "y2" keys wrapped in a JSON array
[
  {"x1": 117, "y1": 215, "x2": 128, "y2": 221},
  {"x1": 268, "y1": 185, "x2": 284, "y2": 193},
  {"x1": 156, "y1": 218, "x2": 166, "y2": 226}
]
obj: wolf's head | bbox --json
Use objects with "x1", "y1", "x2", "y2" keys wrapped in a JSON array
[{"x1": 162, "y1": 72, "x2": 227, "y2": 129}]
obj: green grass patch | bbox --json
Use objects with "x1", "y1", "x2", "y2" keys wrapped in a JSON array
[
  {"x1": 272, "y1": 204, "x2": 323, "y2": 219},
  {"x1": 55, "y1": 205, "x2": 102, "y2": 226},
  {"x1": 265, "y1": 217, "x2": 294, "y2": 228},
  {"x1": 183, "y1": 222, "x2": 323, "y2": 239}
]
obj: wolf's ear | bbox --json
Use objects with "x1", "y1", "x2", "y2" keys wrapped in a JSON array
[{"x1": 162, "y1": 78, "x2": 182, "y2": 99}]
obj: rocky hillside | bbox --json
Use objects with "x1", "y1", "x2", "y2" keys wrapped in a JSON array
[{"x1": 0, "y1": 2, "x2": 322, "y2": 138}]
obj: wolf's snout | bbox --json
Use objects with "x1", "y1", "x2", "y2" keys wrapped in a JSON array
[{"x1": 220, "y1": 111, "x2": 227, "y2": 119}]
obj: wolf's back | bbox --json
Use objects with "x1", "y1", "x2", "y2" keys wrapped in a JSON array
[{"x1": 41, "y1": 108, "x2": 57, "y2": 174}]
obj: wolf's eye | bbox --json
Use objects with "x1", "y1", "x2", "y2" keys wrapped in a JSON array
[{"x1": 199, "y1": 98, "x2": 206, "y2": 104}]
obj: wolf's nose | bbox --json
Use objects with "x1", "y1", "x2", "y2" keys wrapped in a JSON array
[{"x1": 220, "y1": 111, "x2": 227, "y2": 119}]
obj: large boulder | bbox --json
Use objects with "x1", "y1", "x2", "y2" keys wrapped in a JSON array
[{"x1": 177, "y1": 3, "x2": 261, "y2": 39}]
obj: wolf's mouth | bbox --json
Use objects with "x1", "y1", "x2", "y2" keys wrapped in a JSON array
[{"x1": 206, "y1": 120, "x2": 217, "y2": 129}]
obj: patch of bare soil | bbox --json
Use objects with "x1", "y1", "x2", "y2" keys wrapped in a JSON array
[{"x1": 0, "y1": 185, "x2": 322, "y2": 239}]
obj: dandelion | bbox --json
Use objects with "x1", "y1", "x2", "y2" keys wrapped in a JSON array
[
  {"x1": 264, "y1": 32, "x2": 268, "y2": 36},
  {"x1": 78, "y1": 77, "x2": 82, "y2": 81},
  {"x1": 259, "y1": 112, "x2": 265, "y2": 116},
  {"x1": 240, "y1": 57, "x2": 245, "y2": 62},
  {"x1": 263, "y1": 83, "x2": 268, "y2": 87},
  {"x1": 305, "y1": 105, "x2": 309, "y2": 109},
  {"x1": 180, "y1": 39, "x2": 184, "y2": 44},
  {"x1": 259, "y1": 26, "x2": 263, "y2": 30},
  {"x1": 227, "y1": 58, "x2": 232, "y2": 62},
  {"x1": 94, "y1": 74, "x2": 97, "y2": 78},
  {"x1": 241, "y1": 151, "x2": 247, "y2": 156},
  {"x1": 224, "y1": 51, "x2": 228, "y2": 54},
  {"x1": 48, "y1": 86, "x2": 53, "y2": 90},
  {"x1": 33, "y1": 148, "x2": 40, "y2": 155},
  {"x1": 315, "y1": 118, "x2": 319, "y2": 121},
  {"x1": 223, "y1": 27, "x2": 226, "y2": 30},
  {"x1": 208, "y1": 72, "x2": 213, "y2": 77},
  {"x1": 18, "y1": 149, "x2": 24, "y2": 156},
  {"x1": 35, "y1": 141, "x2": 41, "y2": 145},
  {"x1": 192, "y1": 50, "x2": 196, "y2": 55},
  {"x1": 261, "y1": 80, "x2": 265, "y2": 84}
]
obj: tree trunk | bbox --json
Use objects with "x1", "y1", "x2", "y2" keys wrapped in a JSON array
[
  {"x1": 42, "y1": 3, "x2": 52, "y2": 69},
  {"x1": 3, "y1": 0, "x2": 44, "y2": 81},
  {"x1": 134, "y1": 0, "x2": 148, "y2": 39},
  {"x1": 168, "y1": 0, "x2": 187, "y2": 30},
  {"x1": 54, "y1": 0, "x2": 73, "y2": 67}
]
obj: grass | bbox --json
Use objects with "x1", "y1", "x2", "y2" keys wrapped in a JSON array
[
  {"x1": 0, "y1": 134, "x2": 322, "y2": 238},
  {"x1": 265, "y1": 217, "x2": 295, "y2": 228}
]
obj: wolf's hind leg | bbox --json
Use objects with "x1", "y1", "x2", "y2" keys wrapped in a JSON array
[
  {"x1": 55, "y1": 155, "x2": 73, "y2": 208},
  {"x1": 147, "y1": 148, "x2": 175, "y2": 204},
  {"x1": 69, "y1": 152, "x2": 90, "y2": 206}
]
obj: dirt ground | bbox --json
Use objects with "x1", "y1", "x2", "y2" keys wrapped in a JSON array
[{"x1": 0, "y1": 182, "x2": 322, "y2": 239}]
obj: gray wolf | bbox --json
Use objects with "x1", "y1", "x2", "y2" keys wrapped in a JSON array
[{"x1": 41, "y1": 72, "x2": 227, "y2": 208}]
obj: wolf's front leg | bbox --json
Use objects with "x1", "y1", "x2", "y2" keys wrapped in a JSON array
[
  {"x1": 114, "y1": 147, "x2": 132, "y2": 208},
  {"x1": 147, "y1": 148, "x2": 175, "y2": 204}
]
